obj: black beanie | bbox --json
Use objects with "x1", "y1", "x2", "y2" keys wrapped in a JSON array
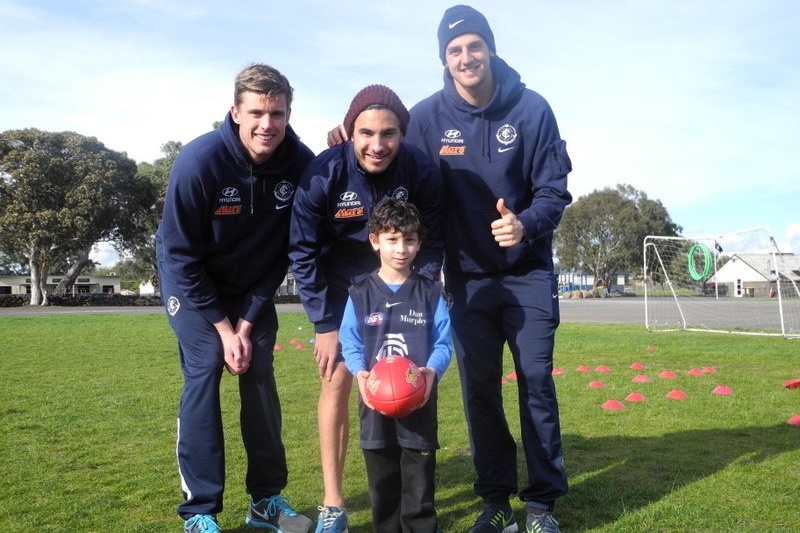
[
  {"x1": 343, "y1": 85, "x2": 410, "y2": 137},
  {"x1": 437, "y1": 5, "x2": 496, "y2": 64}
]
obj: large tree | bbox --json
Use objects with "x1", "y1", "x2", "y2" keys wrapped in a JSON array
[
  {"x1": 555, "y1": 184, "x2": 681, "y2": 288},
  {"x1": 0, "y1": 129, "x2": 158, "y2": 304},
  {"x1": 118, "y1": 140, "x2": 181, "y2": 294}
]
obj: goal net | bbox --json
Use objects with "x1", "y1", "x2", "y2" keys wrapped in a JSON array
[{"x1": 643, "y1": 227, "x2": 800, "y2": 338}]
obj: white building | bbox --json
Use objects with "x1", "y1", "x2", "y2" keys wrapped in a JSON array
[
  {"x1": 0, "y1": 274, "x2": 121, "y2": 296},
  {"x1": 707, "y1": 253, "x2": 800, "y2": 298}
]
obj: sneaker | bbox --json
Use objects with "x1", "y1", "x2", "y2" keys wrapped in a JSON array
[
  {"x1": 184, "y1": 514, "x2": 221, "y2": 533},
  {"x1": 247, "y1": 495, "x2": 313, "y2": 533},
  {"x1": 467, "y1": 504, "x2": 518, "y2": 533},
  {"x1": 525, "y1": 512, "x2": 560, "y2": 533},
  {"x1": 314, "y1": 506, "x2": 348, "y2": 533}
]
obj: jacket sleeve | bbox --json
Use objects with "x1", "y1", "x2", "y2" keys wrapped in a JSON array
[
  {"x1": 158, "y1": 154, "x2": 227, "y2": 325},
  {"x1": 409, "y1": 149, "x2": 445, "y2": 281},
  {"x1": 289, "y1": 167, "x2": 337, "y2": 332},
  {"x1": 340, "y1": 296, "x2": 367, "y2": 375},
  {"x1": 517, "y1": 106, "x2": 573, "y2": 242},
  {"x1": 425, "y1": 294, "x2": 452, "y2": 380}
]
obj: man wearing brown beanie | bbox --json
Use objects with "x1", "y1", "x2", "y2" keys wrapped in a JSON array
[
  {"x1": 289, "y1": 84, "x2": 444, "y2": 533},
  {"x1": 328, "y1": 6, "x2": 572, "y2": 533}
]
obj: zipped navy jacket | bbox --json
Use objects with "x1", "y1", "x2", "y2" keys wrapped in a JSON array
[
  {"x1": 156, "y1": 112, "x2": 314, "y2": 325},
  {"x1": 405, "y1": 55, "x2": 573, "y2": 276},
  {"x1": 289, "y1": 142, "x2": 444, "y2": 333}
]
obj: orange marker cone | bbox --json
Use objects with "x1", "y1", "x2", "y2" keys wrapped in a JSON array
[
  {"x1": 595, "y1": 365, "x2": 612, "y2": 373},
  {"x1": 576, "y1": 365, "x2": 591, "y2": 372},
  {"x1": 688, "y1": 368, "x2": 704, "y2": 376},
  {"x1": 552, "y1": 367, "x2": 566, "y2": 376},
  {"x1": 666, "y1": 389, "x2": 688, "y2": 400},
  {"x1": 602, "y1": 399, "x2": 626, "y2": 410},
  {"x1": 702, "y1": 366, "x2": 717, "y2": 374},
  {"x1": 659, "y1": 370, "x2": 677, "y2": 379},
  {"x1": 589, "y1": 380, "x2": 606, "y2": 388},
  {"x1": 632, "y1": 374, "x2": 651, "y2": 383},
  {"x1": 788, "y1": 414, "x2": 800, "y2": 426},
  {"x1": 295, "y1": 343, "x2": 305, "y2": 350},
  {"x1": 630, "y1": 362, "x2": 645, "y2": 370},
  {"x1": 274, "y1": 344, "x2": 283, "y2": 351}
]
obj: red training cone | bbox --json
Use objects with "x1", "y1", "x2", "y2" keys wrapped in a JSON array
[
  {"x1": 630, "y1": 362, "x2": 645, "y2": 370},
  {"x1": 595, "y1": 365, "x2": 612, "y2": 373},
  {"x1": 589, "y1": 380, "x2": 606, "y2": 388},
  {"x1": 688, "y1": 368, "x2": 704, "y2": 376},
  {"x1": 659, "y1": 370, "x2": 677, "y2": 379},
  {"x1": 782, "y1": 379, "x2": 800, "y2": 389},
  {"x1": 666, "y1": 389, "x2": 688, "y2": 400},
  {"x1": 576, "y1": 365, "x2": 591, "y2": 372},
  {"x1": 625, "y1": 392, "x2": 645, "y2": 402},
  {"x1": 788, "y1": 414, "x2": 800, "y2": 426},
  {"x1": 274, "y1": 344, "x2": 283, "y2": 351},
  {"x1": 702, "y1": 366, "x2": 717, "y2": 374},
  {"x1": 632, "y1": 374, "x2": 651, "y2": 383},
  {"x1": 712, "y1": 385, "x2": 734, "y2": 396},
  {"x1": 552, "y1": 367, "x2": 566, "y2": 376},
  {"x1": 602, "y1": 399, "x2": 626, "y2": 410}
]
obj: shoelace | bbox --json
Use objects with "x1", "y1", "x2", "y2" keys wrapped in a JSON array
[
  {"x1": 191, "y1": 515, "x2": 218, "y2": 532},
  {"x1": 317, "y1": 506, "x2": 344, "y2": 529},
  {"x1": 268, "y1": 495, "x2": 298, "y2": 517}
]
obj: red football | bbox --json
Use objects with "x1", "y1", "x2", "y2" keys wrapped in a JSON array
[{"x1": 365, "y1": 355, "x2": 428, "y2": 418}]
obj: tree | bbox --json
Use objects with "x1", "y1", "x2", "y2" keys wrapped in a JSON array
[
  {"x1": 120, "y1": 141, "x2": 181, "y2": 293},
  {"x1": 554, "y1": 184, "x2": 681, "y2": 288},
  {"x1": 0, "y1": 129, "x2": 159, "y2": 305}
]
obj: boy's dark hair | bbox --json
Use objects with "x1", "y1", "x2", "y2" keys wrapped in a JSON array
[{"x1": 368, "y1": 198, "x2": 426, "y2": 242}]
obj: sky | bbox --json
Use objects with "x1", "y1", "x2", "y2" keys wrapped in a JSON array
[{"x1": 2, "y1": 0, "x2": 798, "y2": 266}]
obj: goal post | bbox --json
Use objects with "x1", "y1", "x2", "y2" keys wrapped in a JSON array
[{"x1": 643, "y1": 227, "x2": 800, "y2": 339}]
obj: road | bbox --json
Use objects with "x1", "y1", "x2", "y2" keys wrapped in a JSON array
[{"x1": 0, "y1": 299, "x2": 647, "y2": 324}]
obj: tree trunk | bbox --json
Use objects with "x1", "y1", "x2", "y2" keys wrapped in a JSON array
[
  {"x1": 54, "y1": 249, "x2": 93, "y2": 295},
  {"x1": 28, "y1": 248, "x2": 48, "y2": 306}
]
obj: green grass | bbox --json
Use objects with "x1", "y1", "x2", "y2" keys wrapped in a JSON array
[{"x1": 0, "y1": 312, "x2": 798, "y2": 532}]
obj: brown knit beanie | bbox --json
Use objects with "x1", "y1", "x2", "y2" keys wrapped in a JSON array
[
  {"x1": 437, "y1": 5, "x2": 496, "y2": 64},
  {"x1": 343, "y1": 85, "x2": 410, "y2": 137}
]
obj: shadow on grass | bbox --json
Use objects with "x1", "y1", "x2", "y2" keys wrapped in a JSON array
[
  {"x1": 561, "y1": 424, "x2": 797, "y2": 530},
  {"x1": 425, "y1": 424, "x2": 799, "y2": 532},
  {"x1": 217, "y1": 424, "x2": 797, "y2": 532}
]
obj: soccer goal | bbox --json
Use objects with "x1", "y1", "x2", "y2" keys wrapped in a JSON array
[{"x1": 643, "y1": 227, "x2": 800, "y2": 339}]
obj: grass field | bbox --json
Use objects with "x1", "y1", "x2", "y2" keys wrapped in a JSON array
[{"x1": 1, "y1": 311, "x2": 798, "y2": 532}]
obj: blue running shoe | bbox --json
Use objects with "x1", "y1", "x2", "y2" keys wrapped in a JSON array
[
  {"x1": 247, "y1": 494, "x2": 313, "y2": 533},
  {"x1": 314, "y1": 506, "x2": 348, "y2": 533},
  {"x1": 184, "y1": 514, "x2": 220, "y2": 533}
]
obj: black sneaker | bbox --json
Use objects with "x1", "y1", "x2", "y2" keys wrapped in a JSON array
[
  {"x1": 525, "y1": 512, "x2": 560, "y2": 533},
  {"x1": 246, "y1": 495, "x2": 313, "y2": 533},
  {"x1": 467, "y1": 503, "x2": 518, "y2": 533}
]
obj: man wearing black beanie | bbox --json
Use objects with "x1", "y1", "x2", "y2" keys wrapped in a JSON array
[{"x1": 329, "y1": 5, "x2": 571, "y2": 533}]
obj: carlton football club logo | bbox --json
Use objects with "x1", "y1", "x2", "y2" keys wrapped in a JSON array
[
  {"x1": 274, "y1": 180, "x2": 294, "y2": 202},
  {"x1": 496, "y1": 124, "x2": 518, "y2": 153},
  {"x1": 391, "y1": 187, "x2": 409, "y2": 201},
  {"x1": 167, "y1": 296, "x2": 180, "y2": 317}
]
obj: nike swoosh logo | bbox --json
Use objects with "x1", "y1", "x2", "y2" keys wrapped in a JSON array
[
  {"x1": 449, "y1": 19, "x2": 464, "y2": 29},
  {"x1": 552, "y1": 294, "x2": 559, "y2": 299},
  {"x1": 276, "y1": 204, "x2": 290, "y2": 210},
  {"x1": 498, "y1": 147, "x2": 515, "y2": 153},
  {"x1": 385, "y1": 302, "x2": 403, "y2": 308}
]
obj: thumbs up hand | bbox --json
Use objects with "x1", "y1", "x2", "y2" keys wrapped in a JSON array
[{"x1": 491, "y1": 198, "x2": 525, "y2": 248}]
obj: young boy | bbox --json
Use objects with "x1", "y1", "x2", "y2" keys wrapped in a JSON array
[{"x1": 339, "y1": 198, "x2": 452, "y2": 533}]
